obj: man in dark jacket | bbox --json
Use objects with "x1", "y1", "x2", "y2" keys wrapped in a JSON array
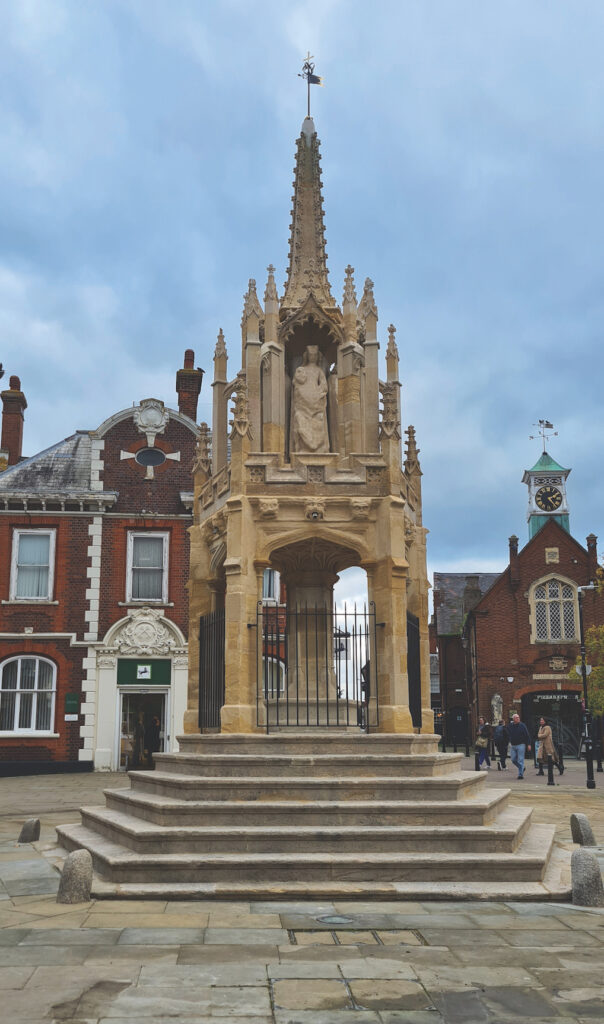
[
  {"x1": 493, "y1": 720, "x2": 510, "y2": 771},
  {"x1": 508, "y1": 713, "x2": 532, "y2": 779}
]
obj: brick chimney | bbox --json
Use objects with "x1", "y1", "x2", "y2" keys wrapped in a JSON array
[
  {"x1": 175, "y1": 350, "x2": 203, "y2": 422},
  {"x1": 586, "y1": 533, "x2": 598, "y2": 582},
  {"x1": 462, "y1": 575, "x2": 482, "y2": 615},
  {"x1": 1, "y1": 375, "x2": 27, "y2": 468},
  {"x1": 509, "y1": 535, "x2": 520, "y2": 587}
]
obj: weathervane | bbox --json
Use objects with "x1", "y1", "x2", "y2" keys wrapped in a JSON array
[
  {"x1": 529, "y1": 419, "x2": 558, "y2": 453},
  {"x1": 298, "y1": 52, "x2": 323, "y2": 118}
]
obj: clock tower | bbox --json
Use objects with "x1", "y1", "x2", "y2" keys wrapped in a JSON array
[{"x1": 522, "y1": 449, "x2": 570, "y2": 539}]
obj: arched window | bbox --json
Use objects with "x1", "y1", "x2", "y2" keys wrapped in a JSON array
[
  {"x1": 0, "y1": 657, "x2": 57, "y2": 733},
  {"x1": 531, "y1": 578, "x2": 578, "y2": 642}
]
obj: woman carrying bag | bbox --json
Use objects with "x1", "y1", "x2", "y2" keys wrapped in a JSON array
[
  {"x1": 536, "y1": 716, "x2": 564, "y2": 776},
  {"x1": 475, "y1": 716, "x2": 492, "y2": 770}
]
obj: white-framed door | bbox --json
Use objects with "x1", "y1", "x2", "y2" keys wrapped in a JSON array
[{"x1": 115, "y1": 687, "x2": 171, "y2": 771}]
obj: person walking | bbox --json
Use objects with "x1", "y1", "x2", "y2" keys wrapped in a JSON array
[
  {"x1": 536, "y1": 716, "x2": 564, "y2": 776},
  {"x1": 508, "y1": 713, "x2": 531, "y2": 779},
  {"x1": 475, "y1": 716, "x2": 492, "y2": 769},
  {"x1": 493, "y1": 719, "x2": 510, "y2": 770}
]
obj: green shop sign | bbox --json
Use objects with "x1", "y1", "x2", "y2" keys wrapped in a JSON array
[{"x1": 117, "y1": 659, "x2": 171, "y2": 686}]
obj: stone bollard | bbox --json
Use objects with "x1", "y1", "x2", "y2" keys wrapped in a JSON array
[
  {"x1": 18, "y1": 818, "x2": 40, "y2": 843},
  {"x1": 571, "y1": 848, "x2": 604, "y2": 907},
  {"x1": 570, "y1": 812, "x2": 596, "y2": 847},
  {"x1": 56, "y1": 849, "x2": 93, "y2": 904}
]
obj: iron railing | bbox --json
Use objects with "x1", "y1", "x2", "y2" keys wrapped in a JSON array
[{"x1": 256, "y1": 602, "x2": 379, "y2": 731}]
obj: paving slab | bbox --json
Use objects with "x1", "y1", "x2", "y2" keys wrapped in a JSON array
[
  {"x1": 335, "y1": 929, "x2": 378, "y2": 944},
  {"x1": 21, "y1": 927, "x2": 121, "y2": 946},
  {"x1": 293, "y1": 930, "x2": 335, "y2": 944},
  {"x1": 138, "y1": 962, "x2": 267, "y2": 986},
  {"x1": 177, "y1": 942, "x2": 279, "y2": 964},
  {"x1": 349, "y1": 978, "x2": 432, "y2": 1010},
  {"x1": 204, "y1": 926, "x2": 290, "y2": 944},
  {"x1": 272, "y1": 977, "x2": 351, "y2": 1010},
  {"x1": 0, "y1": 966, "x2": 35, "y2": 989},
  {"x1": 117, "y1": 926, "x2": 205, "y2": 945},
  {"x1": 268, "y1": 961, "x2": 342, "y2": 978},
  {"x1": 337, "y1": 957, "x2": 418, "y2": 979}
]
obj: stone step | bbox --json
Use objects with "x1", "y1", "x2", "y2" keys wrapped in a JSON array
[
  {"x1": 105, "y1": 786, "x2": 509, "y2": 828},
  {"x1": 77, "y1": 804, "x2": 532, "y2": 855},
  {"x1": 126, "y1": 769, "x2": 486, "y2": 803},
  {"x1": 153, "y1": 751, "x2": 463, "y2": 779},
  {"x1": 55, "y1": 821, "x2": 555, "y2": 884},
  {"x1": 83, "y1": 837, "x2": 571, "y2": 901},
  {"x1": 177, "y1": 732, "x2": 441, "y2": 756}
]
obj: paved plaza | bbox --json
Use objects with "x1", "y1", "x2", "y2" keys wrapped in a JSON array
[{"x1": 0, "y1": 762, "x2": 603, "y2": 1023}]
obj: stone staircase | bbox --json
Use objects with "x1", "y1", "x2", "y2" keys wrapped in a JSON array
[{"x1": 56, "y1": 732, "x2": 571, "y2": 900}]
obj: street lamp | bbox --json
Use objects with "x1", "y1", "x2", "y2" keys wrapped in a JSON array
[{"x1": 578, "y1": 584, "x2": 596, "y2": 790}]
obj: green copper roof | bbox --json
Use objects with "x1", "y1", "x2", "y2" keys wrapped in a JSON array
[{"x1": 528, "y1": 451, "x2": 569, "y2": 474}]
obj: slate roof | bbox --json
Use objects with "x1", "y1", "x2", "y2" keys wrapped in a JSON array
[
  {"x1": 433, "y1": 572, "x2": 501, "y2": 636},
  {"x1": 0, "y1": 432, "x2": 103, "y2": 497}
]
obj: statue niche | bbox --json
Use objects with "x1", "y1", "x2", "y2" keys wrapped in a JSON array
[{"x1": 290, "y1": 345, "x2": 329, "y2": 453}]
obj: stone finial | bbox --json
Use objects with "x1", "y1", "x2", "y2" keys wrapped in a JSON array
[
  {"x1": 264, "y1": 264, "x2": 279, "y2": 303},
  {"x1": 18, "y1": 818, "x2": 40, "y2": 843},
  {"x1": 387, "y1": 324, "x2": 399, "y2": 360},
  {"x1": 57, "y1": 849, "x2": 93, "y2": 904},
  {"x1": 214, "y1": 329, "x2": 227, "y2": 359},
  {"x1": 229, "y1": 377, "x2": 253, "y2": 440},
  {"x1": 358, "y1": 277, "x2": 378, "y2": 322},
  {"x1": 405, "y1": 425, "x2": 422, "y2": 476},
  {"x1": 242, "y1": 278, "x2": 264, "y2": 321},
  {"x1": 9, "y1": 375, "x2": 21, "y2": 391},
  {"x1": 342, "y1": 265, "x2": 357, "y2": 308},
  {"x1": 571, "y1": 812, "x2": 597, "y2": 847},
  {"x1": 571, "y1": 848, "x2": 604, "y2": 907},
  {"x1": 379, "y1": 382, "x2": 401, "y2": 441},
  {"x1": 192, "y1": 422, "x2": 212, "y2": 476}
]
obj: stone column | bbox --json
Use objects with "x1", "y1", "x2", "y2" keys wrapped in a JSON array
[
  {"x1": 219, "y1": 498, "x2": 260, "y2": 733},
  {"x1": 366, "y1": 551, "x2": 414, "y2": 734},
  {"x1": 280, "y1": 568, "x2": 339, "y2": 717}
]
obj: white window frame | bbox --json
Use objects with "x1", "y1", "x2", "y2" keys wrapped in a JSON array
[
  {"x1": 262, "y1": 568, "x2": 280, "y2": 605},
  {"x1": 528, "y1": 573, "x2": 579, "y2": 644},
  {"x1": 9, "y1": 528, "x2": 56, "y2": 602},
  {"x1": 262, "y1": 656, "x2": 285, "y2": 696},
  {"x1": 126, "y1": 531, "x2": 169, "y2": 604},
  {"x1": 0, "y1": 656, "x2": 57, "y2": 735}
]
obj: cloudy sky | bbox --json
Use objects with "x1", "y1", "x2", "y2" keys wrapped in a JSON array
[{"x1": 2, "y1": 0, "x2": 603, "y2": 595}]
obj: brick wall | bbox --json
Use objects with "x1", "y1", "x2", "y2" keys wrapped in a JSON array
[{"x1": 474, "y1": 520, "x2": 598, "y2": 720}]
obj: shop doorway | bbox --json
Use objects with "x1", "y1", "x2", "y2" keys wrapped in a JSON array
[
  {"x1": 521, "y1": 691, "x2": 583, "y2": 758},
  {"x1": 118, "y1": 689, "x2": 168, "y2": 770}
]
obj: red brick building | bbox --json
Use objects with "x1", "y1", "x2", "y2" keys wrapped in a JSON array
[
  {"x1": 433, "y1": 448, "x2": 602, "y2": 755},
  {"x1": 0, "y1": 353, "x2": 203, "y2": 774}
]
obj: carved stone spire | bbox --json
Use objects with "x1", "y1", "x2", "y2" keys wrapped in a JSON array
[
  {"x1": 242, "y1": 279, "x2": 264, "y2": 322},
  {"x1": 358, "y1": 277, "x2": 378, "y2": 323},
  {"x1": 281, "y1": 118, "x2": 336, "y2": 312},
  {"x1": 405, "y1": 425, "x2": 422, "y2": 476},
  {"x1": 192, "y1": 422, "x2": 212, "y2": 476},
  {"x1": 264, "y1": 264, "x2": 279, "y2": 304},
  {"x1": 342, "y1": 265, "x2": 357, "y2": 311}
]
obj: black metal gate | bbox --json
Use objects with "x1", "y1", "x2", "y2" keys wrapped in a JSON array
[
  {"x1": 256, "y1": 602, "x2": 378, "y2": 731},
  {"x1": 198, "y1": 609, "x2": 225, "y2": 730},
  {"x1": 407, "y1": 611, "x2": 422, "y2": 729}
]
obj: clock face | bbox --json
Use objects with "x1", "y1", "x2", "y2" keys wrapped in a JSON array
[{"x1": 535, "y1": 485, "x2": 563, "y2": 512}]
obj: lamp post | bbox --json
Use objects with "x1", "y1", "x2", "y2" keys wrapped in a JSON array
[{"x1": 578, "y1": 584, "x2": 596, "y2": 790}]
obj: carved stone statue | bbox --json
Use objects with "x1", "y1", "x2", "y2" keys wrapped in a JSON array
[{"x1": 290, "y1": 345, "x2": 330, "y2": 453}]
